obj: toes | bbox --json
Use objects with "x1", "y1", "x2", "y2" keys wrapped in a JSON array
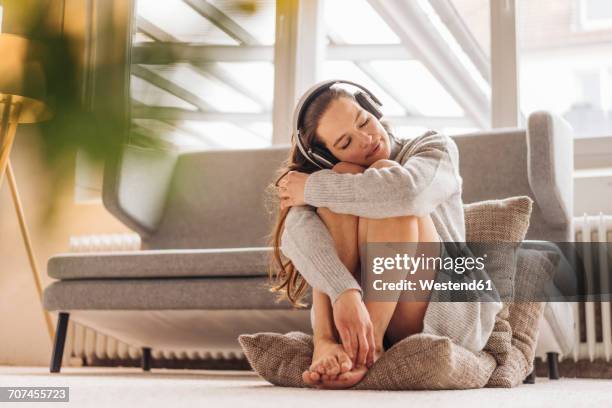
[
  {"x1": 338, "y1": 371, "x2": 354, "y2": 381},
  {"x1": 327, "y1": 365, "x2": 340, "y2": 376},
  {"x1": 302, "y1": 371, "x2": 316, "y2": 387},
  {"x1": 337, "y1": 353, "x2": 352, "y2": 373},
  {"x1": 318, "y1": 366, "x2": 369, "y2": 389},
  {"x1": 337, "y1": 366, "x2": 368, "y2": 385},
  {"x1": 311, "y1": 362, "x2": 326, "y2": 375},
  {"x1": 324, "y1": 357, "x2": 334, "y2": 371},
  {"x1": 325, "y1": 358, "x2": 339, "y2": 375},
  {"x1": 302, "y1": 369, "x2": 322, "y2": 387}
]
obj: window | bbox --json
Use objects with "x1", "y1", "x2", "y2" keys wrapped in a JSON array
[
  {"x1": 320, "y1": 0, "x2": 489, "y2": 138},
  {"x1": 131, "y1": 0, "x2": 495, "y2": 149},
  {"x1": 0, "y1": 4, "x2": 3, "y2": 32},
  {"x1": 518, "y1": 0, "x2": 612, "y2": 138},
  {"x1": 130, "y1": 0, "x2": 275, "y2": 150},
  {"x1": 577, "y1": 0, "x2": 612, "y2": 31}
]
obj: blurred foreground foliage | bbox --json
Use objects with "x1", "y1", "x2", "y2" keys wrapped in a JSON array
[
  {"x1": 3, "y1": 0, "x2": 138, "y2": 228},
  {"x1": 1, "y1": 0, "x2": 262, "y2": 228}
]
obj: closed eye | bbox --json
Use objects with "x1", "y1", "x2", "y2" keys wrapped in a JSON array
[{"x1": 341, "y1": 117, "x2": 370, "y2": 149}]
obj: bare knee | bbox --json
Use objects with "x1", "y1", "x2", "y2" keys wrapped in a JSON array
[
  {"x1": 315, "y1": 207, "x2": 360, "y2": 274},
  {"x1": 332, "y1": 161, "x2": 367, "y2": 174},
  {"x1": 358, "y1": 213, "x2": 421, "y2": 248},
  {"x1": 360, "y1": 213, "x2": 419, "y2": 225},
  {"x1": 317, "y1": 162, "x2": 364, "y2": 219},
  {"x1": 316, "y1": 206, "x2": 357, "y2": 221}
]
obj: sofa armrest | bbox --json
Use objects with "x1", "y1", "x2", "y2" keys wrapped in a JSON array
[
  {"x1": 103, "y1": 144, "x2": 178, "y2": 236},
  {"x1": 527, "y1": 111, "x2": 574, "y2": 229},
  {"x1": 521, "y1": 240, "x2": 578, "y2": 300}
]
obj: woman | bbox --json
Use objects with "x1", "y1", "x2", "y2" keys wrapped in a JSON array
[{"x1": 267, "y1": 82, "x2": 500, "y2": 389}]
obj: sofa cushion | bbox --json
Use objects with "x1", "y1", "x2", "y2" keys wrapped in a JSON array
[
  {"x1": 43, "y1": 276, "x2": 310, "y2": 311},
  {"x1": 48, "y1": 247, "x2": 272, "y2": 280}
]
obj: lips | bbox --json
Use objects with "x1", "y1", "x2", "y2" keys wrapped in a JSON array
[{"x1": 367, "y1": 141, "x2": 381, "y2": 158}]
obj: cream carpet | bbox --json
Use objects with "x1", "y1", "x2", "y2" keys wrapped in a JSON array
[{"x1": 1, "y1": 366, "x2": 611, "y2": 407}]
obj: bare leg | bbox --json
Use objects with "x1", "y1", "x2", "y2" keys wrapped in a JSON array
[
  {"x1": 359, "y1": 213, "x2": 440, "y2": 347},
  {"x1": 357, "y1": 160, "x2": 440, "y2": 348},
  {"x1": 357, "y1": 214, "x2": 419, "y2": 349},
  {"x1": 302, "y1": 162, "x2": 368, "y2": 388},
  {"x1": 302, "y1": 288, "x2": 354, "y2": 387},
  {"x1": 385, "y1": 214, "x2": 440, "y2": 345}
]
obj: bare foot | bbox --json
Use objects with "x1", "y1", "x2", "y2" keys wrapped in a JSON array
[
  {"x1": 317, "y1": 345, "x2": 386, "y2": 389},
  {"x1": 317, "y1": 365, "x2": 369, "y2": 389},
  {"x1": 302, "y1": 340, "x2": 353, "y2": 388}
]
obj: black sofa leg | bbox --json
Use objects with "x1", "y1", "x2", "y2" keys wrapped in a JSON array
[
  {"x1": 50, "y1": 312, "x2": 70, "y2": 373},
  {"x1": 547, "y1": 352, "x2": 560, "y2": 379},
  {"x1": 523, "y1": 369, "x2": 536, "y2": 384},
  {"x1": 141, "y1": 347, "x2": 152, "y2": 371}
]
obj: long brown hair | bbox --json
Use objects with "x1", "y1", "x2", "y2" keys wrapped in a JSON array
[{"x1": 265, "y1": 86, "x2": 395, "y2": 308}]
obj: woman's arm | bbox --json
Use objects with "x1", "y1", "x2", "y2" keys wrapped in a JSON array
[
  {"x1": 280, "y1": 205, "x2": 362, "y2": 304},
  {"x1": 303, "y1": 131, "x2": 462, "y2": 219}
]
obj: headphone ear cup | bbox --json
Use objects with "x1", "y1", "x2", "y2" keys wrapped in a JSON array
[
  {"x1": 355, "y1": 91, "x2": 383, "y2": 119},
  {"x1": 310, "y1": 146, "x2": 339, "y2": 169}
]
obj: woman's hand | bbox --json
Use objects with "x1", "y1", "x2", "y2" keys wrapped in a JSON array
[
  {"x1": 332, "y1": 289, "x2": 376, "y2": 369},
  {"x1": 277, "y1": 171, "x2": 309, "y2": 210}
]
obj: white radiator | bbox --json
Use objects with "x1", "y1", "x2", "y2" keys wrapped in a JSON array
[
  {"x1": 63, "y1": 233, "x2": 240, "y2": 367},
  {"x1": 573, "y1": 214, "x2": 612, "y2": 362}
]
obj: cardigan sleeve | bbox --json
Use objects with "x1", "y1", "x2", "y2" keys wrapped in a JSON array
[
  {"x1": 303, "y1": 131, "x2": 462, "y2": 219},
  {"x1": 280, "y1": 205, "x2": 362, "y2": 304}
]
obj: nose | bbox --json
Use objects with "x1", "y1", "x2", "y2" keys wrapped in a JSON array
[{"x1": 358, "y1": 132, "x2": 373, "y2": 148}]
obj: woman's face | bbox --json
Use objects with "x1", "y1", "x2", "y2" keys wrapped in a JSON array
[{"x1": 316, "y1": 96, "x2": 391, "y2": 167}]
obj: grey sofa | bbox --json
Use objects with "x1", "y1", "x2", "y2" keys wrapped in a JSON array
[{"x1": 43, "y1": 111, "x2": 575, "y2": 374}]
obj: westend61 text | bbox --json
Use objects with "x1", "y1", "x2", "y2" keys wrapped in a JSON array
[{"x1": 372, "y1": 279, "x2": 494, "y2": 292}]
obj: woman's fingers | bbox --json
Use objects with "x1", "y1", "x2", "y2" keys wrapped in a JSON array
[
  {"x1": 366, "y1": 324, "x2": 376, "y2": 368},
  {"x1": 279, "y1": 197, "x2": 292, "y2": 210},
  {"x1": 338, "y1": 328, "x2": 354, "y2": 362},
  {"x1": 357, "y1": 330, "x2": 368, "y2": 368},
  {"x1": 348, "y1": 330, "x2": 359, "y2": 365}
]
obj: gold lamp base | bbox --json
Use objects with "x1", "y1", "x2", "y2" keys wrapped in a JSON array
[
  {"x1": 0, "y1": 32, "x2": 56, "y2": 345},
  {"x1": 0, "y1": 97, "x2": 55, "y2": 344}
]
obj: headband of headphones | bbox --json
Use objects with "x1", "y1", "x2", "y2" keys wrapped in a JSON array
[{"x1": 292, "y1": 79, "x2": 384, "y2": 170}]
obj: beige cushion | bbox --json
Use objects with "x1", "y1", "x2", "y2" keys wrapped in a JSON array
[
  {"x1": 353, "y1": 334, "x2": 496, "y2": 390},
  {"x1": 465, "y1": 195, "x2": 534, "y2": 300},
  {"x1": 240, "y1": 331, "x2": 496, "y2": 390},
  {"x1": 509, "y1": 249, "x2": 559, "y2": 374},
  {"x1": 238, "y1": 331, "x2": 314, "y2": 388},
  {"x1": 464, "y1": 196, "x2": 533, "y2": 242},
  {"x1": 463, "y1": 196, "x2": 534, "y2": 388},
  {"x1": 487, "y1": 249, "x2": 559, "y2": 387}
]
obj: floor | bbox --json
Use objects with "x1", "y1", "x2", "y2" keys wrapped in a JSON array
[{"x1": 1, "y1": 366, "x2": 611, "y2": 407}]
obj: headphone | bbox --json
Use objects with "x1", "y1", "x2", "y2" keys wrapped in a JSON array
[{"x1": 292, "y1": 79, "x2": 384, "y2": 170}]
